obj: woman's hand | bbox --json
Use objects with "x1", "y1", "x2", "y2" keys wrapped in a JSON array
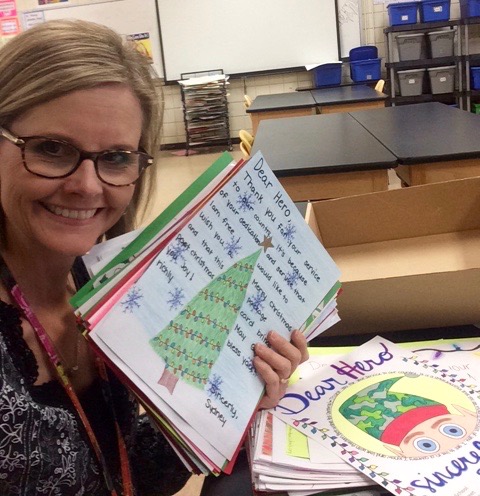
[{"x1": 253, "y1": 329, "x2": 309, "y2": 410}]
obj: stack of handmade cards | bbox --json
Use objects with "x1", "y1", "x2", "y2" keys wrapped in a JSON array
[
  {"x1": 72, "y1": 151, "x2": 341, "y2": 476},
  {"x1": 271, "y1": 336, "x2": 480, "y2": 496},
  {"x1": 249, "y1": 410, "x2": 374, "y2": 495},
  {"x1": 249, "y1": 349, "x2": 377, "y2": 495}
]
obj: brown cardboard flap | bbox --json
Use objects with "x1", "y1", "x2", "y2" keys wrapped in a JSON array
[
  {"x1": 310, "y1": 177, "x2": 480, "y2": 248},
  {"x1": 323, "y1": 269, "x2": 480, "y2": 335},
  {"x1": 330, "y1": 229, "x2": 480, "y2": 281},
  {"x1": 305, "y1": 177, "x2": 480, "y2": 335}
]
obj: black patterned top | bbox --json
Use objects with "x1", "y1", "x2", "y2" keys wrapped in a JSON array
[{"x1": 0, "y1": 297, "x2": 190, "y2": 495}]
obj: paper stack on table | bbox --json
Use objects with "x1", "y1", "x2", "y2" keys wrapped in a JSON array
[
  {"x1": 254, "y1": 337, "x2": 480, "y2": 496},
  {"x1": 72, "y1": 151, "x2": 342, "y2": 476}
]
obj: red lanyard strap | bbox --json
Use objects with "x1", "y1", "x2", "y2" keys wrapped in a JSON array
[{"x1": 0, "y1": 258, "x2": 133, "y2": 496}]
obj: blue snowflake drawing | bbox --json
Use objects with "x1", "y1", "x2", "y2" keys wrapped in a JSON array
[
  {"x1": 206, "y1": 374, "x2": 223, "y2": 397},
  {"x1": 236, "y1": 192, "x2": 255, "y2": 212},
  {"x1": 225, "y1": 236, "x2": 242, "y2": 258},
  {"x1": 243, "y1": 357, "x2": 255, "y2": 374},
  {"x1": 285, "y1": 270, "x2": 300, "y2": 288},
  {"x1": 121, "y1": 286, "x2": 143, "y2": 313},
  {"x1": 167, "y1": 287, "x2": 185, "y2": 310},
  {"x1": 167, "y1": 239, "x2": 188, "y2": 264},
  {"x1": 247, "y1": 291, "x2": 266, "y2": 314},
  {"x1": 281, "y1": 220, "x2": 297, "y2": 242}
]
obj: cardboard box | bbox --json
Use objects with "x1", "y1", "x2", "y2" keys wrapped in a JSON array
[{"x1": 305, "y1": 177, "x2": 480, "y2": 335}]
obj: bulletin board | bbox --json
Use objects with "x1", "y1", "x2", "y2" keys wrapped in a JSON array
[{"x1": 21, "y1": 0, "x2": 163, "y2": 77}]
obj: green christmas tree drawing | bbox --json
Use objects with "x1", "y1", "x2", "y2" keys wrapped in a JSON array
[{"x1": 150, "y1": 241, "x2": 271, "y2": 394}]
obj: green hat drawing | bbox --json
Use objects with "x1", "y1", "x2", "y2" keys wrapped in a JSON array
[{"x1": 339, "y1": 376, "x2": 449, "y2": 446}]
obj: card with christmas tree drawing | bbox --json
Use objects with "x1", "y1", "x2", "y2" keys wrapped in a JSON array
[
  {"x1": 273, "y1": 336, "x2": 480, "y2": 496},
  {"x1": 85, "y1": 151, "x2": 341, "y2": 474}
]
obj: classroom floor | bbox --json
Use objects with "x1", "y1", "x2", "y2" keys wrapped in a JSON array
[{"x1": 144, "y1": 145, "x2": 401, "y2": 496}]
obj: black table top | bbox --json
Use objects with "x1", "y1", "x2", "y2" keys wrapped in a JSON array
[
  {"x1": 246, "y1": 91, "x2": 316, "y2": 113},
  {"x1": 311, "y1": 324, "x2": 480, "y2": 347},
  {"x1": 350, "y1": 102, "x2": 480, "y2": 165},
  {"x1": 310, "y1": 84, "x2": 387, "y2": 106},
  {"x1": 251, "y1": 113, "x2": 397, "y2": 175}
]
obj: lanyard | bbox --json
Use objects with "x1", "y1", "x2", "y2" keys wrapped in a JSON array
[{"x1": 0, "y1": 258, "x2": 133, "y2": 496}]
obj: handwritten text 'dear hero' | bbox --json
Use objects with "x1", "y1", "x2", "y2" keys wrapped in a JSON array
[{"x1": 274, "y1": 341, "x2": 394, "y2": 415}]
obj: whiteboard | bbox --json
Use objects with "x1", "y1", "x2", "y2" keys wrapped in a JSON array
[
  {"x1": 338, "y1": 0, "x2": 362, "y2": 58},
  {"x1": 157, "y1": 0, "x2": 340, "y2": 82},
  {"x1": 23, "y1": 0, "x2": 363, "y2": 80},
  {"x1": 36, "y1": 0, "x2": 164, "y2": 77}
]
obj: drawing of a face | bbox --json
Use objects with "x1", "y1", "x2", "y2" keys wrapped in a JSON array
[
  {"x1": 392, "y1": 406, "x2": 477, "y2": 457},
  {"x1": 334, "y1": 374, "x2": 478, "y2": 459}
]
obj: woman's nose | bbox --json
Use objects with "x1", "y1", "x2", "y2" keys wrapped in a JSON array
[{"x1": 63, "y1": 159, "x2": 104, "y2": 195}]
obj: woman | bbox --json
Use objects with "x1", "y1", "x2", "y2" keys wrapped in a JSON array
[{"x1": 0, "y1": 19, "x2": 308, "y2": 496}]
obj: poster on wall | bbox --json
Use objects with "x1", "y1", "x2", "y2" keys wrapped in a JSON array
[
  {"x1": 22, "y1": 10, "x2": 44, "y2": 29},
  {"x1": 0, "y1": 15, "x2": 19, "y2": 35},
  {"x1": 126, "y1": 32, "x2": 153, "y2": 63},
  {"x1": 19, "y1": 0, "x2": 121, "y2": 10},
  {"x1": 0, "y1": 0, "x2": 16, "y2": 18}
]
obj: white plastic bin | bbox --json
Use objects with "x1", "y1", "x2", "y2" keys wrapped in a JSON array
[
  {"x1": 427, "y1": 30, "x2": 455, "y2": 58},
  {"x1": 427, "y1": 65, "x2": 455, "y2": 94},
  {"x1": 397, "y1": 69, "x2": 426, "y2": 96},
  {"x1": 396, "y1": 33, "x2": 427, "y2": 61}
]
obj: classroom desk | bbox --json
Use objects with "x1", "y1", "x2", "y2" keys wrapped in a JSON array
[
  {"x1": 246, "y1": 92, "x2": 317, "y2": 134},
  {"x1": 311, "y1": 84, "x2": 387, "y2": 114},
  {"x1": 251, "y1": 113, "x2": 397, "y2": 201},
  {"x1": 349, "y1": 102, "x2": 480, "y2": 186}
]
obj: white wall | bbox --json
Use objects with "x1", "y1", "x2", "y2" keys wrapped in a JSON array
[{"x1": 7, "y1": 0, "x2": 465, "y2": 146}]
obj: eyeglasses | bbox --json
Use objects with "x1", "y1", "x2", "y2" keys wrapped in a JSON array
[{"x1": 0, "y1": 126, "x2": 153, "y2": 187}]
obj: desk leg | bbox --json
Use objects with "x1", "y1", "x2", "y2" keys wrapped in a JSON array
[
  {"x1": 397, "y1": 158, "x2": 480, "y2": 186},
  {"x1": 278, "y1": 169, "x2": 389, "y2": 202},
  {"x1": 395, "y1": 165, "x2": 412, "y2": 187}
]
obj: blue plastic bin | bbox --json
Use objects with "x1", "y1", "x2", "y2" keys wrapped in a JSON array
[
  {"x1": 349, "y1": 45, "x2": 378, "y2": 62},
  {"x1": 460, "y1": 0, "x2": 480, "y2": 17},
  {"x1": 419, "y1": 0, "x2": 451, "y2": 22},
  {"x1": 471, "y1": 67, "x2": 480, "y2": 89},
  {"x1": 350, "y1": 59, "x2": 382, "y2": 82},
  {"x1": 312, "y1": 63, "x2": 342, "y2": 88},
  {"x1": 387, "y1": 2, "x2": 418, "y2": 25}
]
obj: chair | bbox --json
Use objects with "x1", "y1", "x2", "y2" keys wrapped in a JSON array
[
  {"x1": 375, "y1": 79, "x2": 385, "y2": 93},
  {"x1": 244, "y1": 94, "x2": 253, "y2": 109},
  {"x1": 239, "y1": 129, "x2": 254, "y2": 147},
  {"x1": 239, "y1": 129, "x2": 253, "y2": 159},
  {"x1": 240, "y1": 141, "x2": 251, "y2": 158}
]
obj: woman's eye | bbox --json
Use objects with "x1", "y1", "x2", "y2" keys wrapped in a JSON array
[
  {"x1": 413, "y1": 437, "x2": 439, "y2": 453},
  {"x1": 101, "y1": 152, "x2": 132, "y2": 167},
  {"x1": 440, "y1": 423, "x2": 466, "y2": 438},
  {"x1": 38, "y1": 140, "x2": 69, "y2": 156}
]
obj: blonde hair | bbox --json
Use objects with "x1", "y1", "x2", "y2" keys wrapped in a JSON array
[{"x1": 0, "y1": 19, "x2": 163, "y2": 239}]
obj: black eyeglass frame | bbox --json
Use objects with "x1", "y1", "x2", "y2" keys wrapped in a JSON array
[{"x1": 0, "y1": 126, "x2": 153, "y2": 187}]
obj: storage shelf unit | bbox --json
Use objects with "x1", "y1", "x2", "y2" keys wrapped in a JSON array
[
  {"x1": 462, "y1": 17, "x2": 480, "y2": 111},
  {"x1": 179, "y1": 70, "x2": 232, "y2": 156},
  {"x1": 385, "y1": 17, "x2": 480, "y2": 111},
  {"x1": 384, "y1": 19, "x2": 463, "y2": 107}
]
